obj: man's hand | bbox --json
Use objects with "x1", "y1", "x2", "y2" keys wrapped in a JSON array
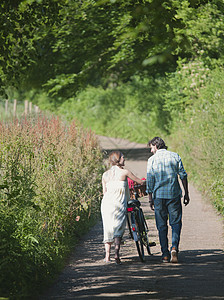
[
  {"x1": 183, "y1": 194, "x2": 190, "y2": 206},
  {"x1": 148, "y1": 193, "x2": 154, "y2": 210},
  {"x1": 182, "y1": 178, "x2": 190, "y2": 206},
  {"x1": 149, "y1": 200, "x2": 154, "y2": 210}
]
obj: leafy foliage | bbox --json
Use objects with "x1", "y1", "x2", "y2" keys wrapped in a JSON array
[
  {"x1": 2, "y1": 0, "x2": 224, "y2": 103},
  {"x1": 167, "y1": 67, "x2": 224, "y2": 215},
  {"x1": 0, "y1": 0, "x2": 62, "y2": 95},
  {"x1": 164, "y1": 58, "x2": 212, "y2": 120},
  {"x1": 59, "y1": 75, "x2": 170, "y2": 142}
]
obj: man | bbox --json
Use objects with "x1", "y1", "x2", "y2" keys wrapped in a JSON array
[{"x1": 146, "y1": 137, "x2": 190, "y2": 263}]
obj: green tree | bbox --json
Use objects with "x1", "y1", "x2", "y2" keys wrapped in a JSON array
[
  {"x1": 1, "y1": 0, "x2": 224, "y2": 105},
  {"x1": 0, "y1": 0, "x2": 62, "y2": 96}
]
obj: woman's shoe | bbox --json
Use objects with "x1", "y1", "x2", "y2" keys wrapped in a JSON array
[
  {"x1": 104, "y1": 259, "x2": 112, "y2": 263},
  {"x1": 162, "y1": 256, "x2": 170, "y2": 263}
]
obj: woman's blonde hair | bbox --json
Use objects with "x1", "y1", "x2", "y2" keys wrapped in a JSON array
[{"x1": 108, "y1": 151, "x2": 123, "y2": 166}]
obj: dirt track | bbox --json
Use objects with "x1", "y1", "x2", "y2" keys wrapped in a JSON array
[{"x1": 40, "y1": 136, "x2": 224, "y2": 299}]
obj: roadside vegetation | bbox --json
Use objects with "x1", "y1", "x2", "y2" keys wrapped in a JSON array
[
  {"x1": 168, "y1": 67, "x2": 224, "y2": 215},
  {"x1": 0, "y1": 115, "x2": 104, "y2": 298}
]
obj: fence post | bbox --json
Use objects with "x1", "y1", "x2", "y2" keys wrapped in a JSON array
[
  {"x1": 13, "y1": 99, "x2": 17, "y2": 117},
  {"x1": 29, "y1": 102, "x2": 32, "y2": 114},
  {"x1": 24, "y1": 100, "x2": 29, "y2": 115},
  {"x1": 34, "y1": 105, "x2": 39, "y2": 114},
  {"x1": 5, "y1": 100, "x2": 8, "y2": 114}
]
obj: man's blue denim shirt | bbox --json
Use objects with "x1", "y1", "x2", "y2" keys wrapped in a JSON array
[{"x1": 146, "y1": 149, "x2": 187, "y2": 199}]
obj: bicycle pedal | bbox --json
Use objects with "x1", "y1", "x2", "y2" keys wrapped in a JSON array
[{"x1": 149, "y1": 242, "x2": 156, "y2": 247}]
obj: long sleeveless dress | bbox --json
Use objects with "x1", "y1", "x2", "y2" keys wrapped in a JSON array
[{"x1": 101, "y1": 165, "x2": 130, "y2": 243}]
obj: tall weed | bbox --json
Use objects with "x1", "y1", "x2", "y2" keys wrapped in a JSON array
[{"x1": 0, "y1": 116, "x2": 104, "y2": 298}]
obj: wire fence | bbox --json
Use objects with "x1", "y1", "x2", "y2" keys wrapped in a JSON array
[{"x1": 0, "y1": 99, "x2": 40, "y2": 121}]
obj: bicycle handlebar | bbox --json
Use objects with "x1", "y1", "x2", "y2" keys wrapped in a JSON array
[{"x1": 129, "y1": 182, "x2": 147, "y2": 199}]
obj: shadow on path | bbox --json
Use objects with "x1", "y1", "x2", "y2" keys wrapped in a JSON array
[
  {"x1": 40, "y1": 219, "x2": 224, "y2": 300},
  {"x1": 153, "y1": 249, "x2": 224, "y2": 299}
]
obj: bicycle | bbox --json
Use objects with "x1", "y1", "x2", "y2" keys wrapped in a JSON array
[{"x1": 127, "y1": 183, "x2": 156, "y2": 262}]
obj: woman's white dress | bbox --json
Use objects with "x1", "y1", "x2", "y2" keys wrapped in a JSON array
[{"x1": 101, "y1": 165, "x2": 130, "y2": 243}]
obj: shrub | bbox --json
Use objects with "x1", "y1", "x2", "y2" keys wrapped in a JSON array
[{"x1": 168, "y1": 67, "x2": 224, "y2": 215}]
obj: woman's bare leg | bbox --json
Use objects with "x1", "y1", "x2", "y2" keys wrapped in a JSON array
[
  {"x1": 114, "y1": 237, "x2": 122, "y2": 263},
  {"x1": 104, "y1": 242, "x2": 112, "y2": 261}
]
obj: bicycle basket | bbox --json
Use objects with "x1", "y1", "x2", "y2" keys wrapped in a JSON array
[{"x1": 134, "y1": 181, "x2": 147, "y2": 198}]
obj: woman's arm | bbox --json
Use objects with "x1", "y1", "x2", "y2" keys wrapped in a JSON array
[{"x1": 126, "y1": 169, "x2": 144, "y2": 185}]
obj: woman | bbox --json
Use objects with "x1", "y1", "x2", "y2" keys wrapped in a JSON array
[{"x1": 101, "y1": 151, "x2": 144, "y2": 264}]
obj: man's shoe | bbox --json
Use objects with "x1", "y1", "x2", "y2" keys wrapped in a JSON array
[
  {"x1": 162, "y1": 256, "x2": 170, "y2": 263},
  {"x1": 115, "y1": 257, "x2": 122, "y2": 265},
  {"x1": 170, "y1": 248, "x2": 178, "y2": 263}
]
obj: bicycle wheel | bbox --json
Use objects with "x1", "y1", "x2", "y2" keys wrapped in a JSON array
[
  {"x1": 127, "y1": 213, "x2": 134, "y2": 239},
  {"x1": 138, "y1": 209, "x2": 152, "y2": 255},
  {"x1": 134, "y1": 211, "x2": 145, "y2": 262}
]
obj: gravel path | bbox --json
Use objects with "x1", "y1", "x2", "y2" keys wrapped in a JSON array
[{"x1": 40, "y1": 136, "x2": 224, "y2": 299}]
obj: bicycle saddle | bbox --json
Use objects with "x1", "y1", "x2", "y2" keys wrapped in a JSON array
[{"x1": 127, "y1": 199, "x2": 141, "y2": 207}]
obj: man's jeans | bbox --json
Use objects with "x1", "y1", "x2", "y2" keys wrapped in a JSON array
[{"x1": 154, "y1": 197, "x2": 182, "y2": 258}]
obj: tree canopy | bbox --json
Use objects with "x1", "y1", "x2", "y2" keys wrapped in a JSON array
[{"x1": 1, "y1": 0, "x2": 224, "y2": 102}]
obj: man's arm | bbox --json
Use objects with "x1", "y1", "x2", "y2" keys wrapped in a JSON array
[
  {"x1": 181, "y1": 177, "x2": 190, "y2": 206},
  {"x1": 146, "y1": 158, "x2": 155, "y2": 210},
  {"x1": 148, "y1": 192, "x2": 154, "y2": 210},
  {"x1": 177, "y1": 155, "x2": 190, "y2": 206}
]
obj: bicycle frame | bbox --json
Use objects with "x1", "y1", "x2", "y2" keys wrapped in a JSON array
[
  {"x1": 127, "y1": 205, "x2": 139, "y2": 242},
  {"x1": 127, "y1": 198, "x2": 145, "y2": 261},
  {"x1": 127, "y1": 184, "x2": 156, "y2": 262}
]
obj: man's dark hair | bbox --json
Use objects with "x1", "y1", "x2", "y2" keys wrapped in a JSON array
[{"x1": 148, "y1": 137, "x2": 168, "y2": 150}]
